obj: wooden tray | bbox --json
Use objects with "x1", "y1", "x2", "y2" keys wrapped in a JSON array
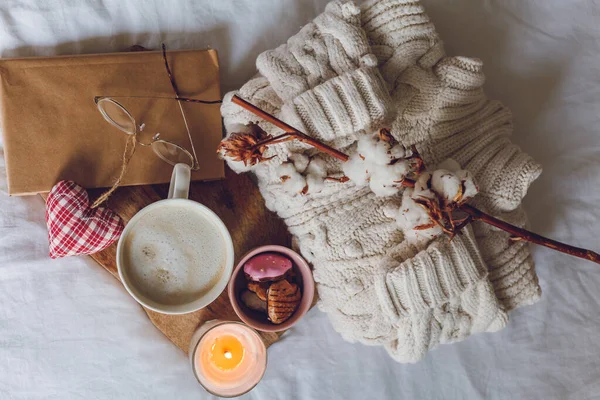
[{"x1": 85, "y1": 168, "x2": 292, "y2": 352}]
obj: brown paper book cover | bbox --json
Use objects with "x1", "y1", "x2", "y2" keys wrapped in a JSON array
[{"x1": 0, "y1": 49, "x2": 224, "y2": 195}]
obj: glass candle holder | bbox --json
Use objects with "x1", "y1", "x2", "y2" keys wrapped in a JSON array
[{"x1": 189, "y1": 320, "x2": 267, "y2": 397}]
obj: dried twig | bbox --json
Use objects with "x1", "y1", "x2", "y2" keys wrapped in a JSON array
[{"x1": 460, "y1": 203, "x2": 600, "y2": 264}]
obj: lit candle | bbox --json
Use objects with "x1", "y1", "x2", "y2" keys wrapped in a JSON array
[{"x1": 189, "y1": 320, "x2": 267, "y2": 397}]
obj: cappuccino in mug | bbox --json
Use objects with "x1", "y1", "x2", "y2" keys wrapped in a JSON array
[
  {"x1": 121, "y1": 202, "x2": 227, "y2": 306},
  {"x1": 117, "y1": 163, "x2": 234, "y2": 315}
]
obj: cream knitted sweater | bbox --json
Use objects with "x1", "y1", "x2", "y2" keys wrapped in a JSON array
[{"x1": 221, "y1": 0, "x2": 542, "y2": 362}]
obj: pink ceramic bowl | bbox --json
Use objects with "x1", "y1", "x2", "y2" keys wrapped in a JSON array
[{"x1": 228, "y1": 245, "x2": 314, "y2": 332}]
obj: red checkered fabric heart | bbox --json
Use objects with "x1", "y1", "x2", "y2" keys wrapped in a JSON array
[{"x1": 46, "y1": 181, "x2": 124, "y2": 259}]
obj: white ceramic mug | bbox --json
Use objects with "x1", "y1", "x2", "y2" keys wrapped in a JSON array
[{"x1": 116, "y1": 163, "x2": 234, "y2": 314}]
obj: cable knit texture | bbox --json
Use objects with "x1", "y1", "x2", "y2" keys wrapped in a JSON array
[{"x1": 221, "y1": 0, "x2": 542, "y2": 362}]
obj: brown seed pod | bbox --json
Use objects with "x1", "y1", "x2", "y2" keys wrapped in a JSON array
[
  {"x1": 267, "y1": 279, "x2": 302, "y2": 324},
  {"x1": 217, "y1": 123, "x2": 273, "y2": 166}
]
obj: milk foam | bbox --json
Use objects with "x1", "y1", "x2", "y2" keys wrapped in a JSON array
[{"x1": 122, "y1": 203, "x2": 227, "y2": 306}]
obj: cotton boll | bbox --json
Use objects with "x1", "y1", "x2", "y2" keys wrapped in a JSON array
[
  {"x1": 414, "y1": 172, "x2": 432, "y2": 193},
  {"x1": 415, "y1": 172, "x2": 431, "y2": 194},
  {"x1": 356, "y1": 133, "x2": 391, "y2": 165},
  {"x1": 370, "y1": 161, "x2": 409, "y2": 190},
  {"x1": 463, "y1": 180, "x2": 478, "y2": 199},
  {"x1": 431, "y1": 159, "x2": 479, "y2": 203},
  {"x1": 396, "y1": 189, "x2": 432, "y2": 229},
  {"x1": 436, "y1": 158, "x2": 461, "y2": 173},
  {"x1": 343, "y1": 152, "x2": 370, "y2": 186},
  {"x1": 282, "y1": 173, "x2": 307, "y2": 194},
  {"x1": 412, "y1": 162, "x2": 478, "y2": 206},
  {"x1": 455, "y1": 169, "x2": 479, "y2": 199},
  {"x1": 396, "y1": 188, "x2": 442, "y2": 247},
  {"x1": 305, "y1": 157, "x2": 328, "y2": 178},
  {"x1": 389, "y1": 160, "x2": 410, "y2": 180},
  {"x1": 274, "y1": 162, "x2": 306, "y2": 194},
  {"x1": 363, "y1": 160, "x2": 411, "y2": 197},
  {"x1": 389, "y1": 144, "x2": 411, "y2": 160},
  {"x1": 302, "y1": 157, "x2": 328, "y2": 194},
  {"x1": 413, "y1": 172, "x2": 436, "y2": 200},
  {"x1": 288, "y1": 153, "x2": 309, "y2": 173},
  {"x1": 369, "y1": 181, "x2": 398, "y2": 197},
  {"x1": 431, "y1": 169, "x2": 461, "y2": 203},
  {"x1": 274, "y1": 162, "x2": 298, "y2": 178},
  {"x1": 369, "y1": 173, "x2": 399, "y2": 197}
]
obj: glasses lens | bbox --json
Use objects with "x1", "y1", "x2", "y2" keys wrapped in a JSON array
[
  {"x1": 96, "y1": 98, "x2": 137, "y2": 134},
  {"x1": 152, "y1": 140, "x2": 194, "y2": 168}
]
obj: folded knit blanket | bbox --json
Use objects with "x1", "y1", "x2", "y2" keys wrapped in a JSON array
[{"x1": 221, "y1": 0, "x2": 542, "y2": 362}]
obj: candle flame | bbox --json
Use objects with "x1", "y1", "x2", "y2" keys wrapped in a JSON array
[{"x1": 207, "y1": 334, "x2": 245, "y2": 371}]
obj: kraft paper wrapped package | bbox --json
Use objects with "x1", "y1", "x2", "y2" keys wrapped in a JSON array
[{"x1": 0, "y1": 49, "x2": 224, "y2": 195}]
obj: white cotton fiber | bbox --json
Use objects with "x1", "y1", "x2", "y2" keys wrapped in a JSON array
[
  {"x1": 414, "y1": 172, "x2": 432, "y2": 192},
  {"x1": 274, "y1": 162, "x2": 306, "y2": 194},
  {"x1": 282, "y1": 173, "x2": 306, "y2": 194},
  {"x1": 413, "y1": 172, "x2": 435, "y2": 200},
  {"x1": 389, "y1": 160, "x2": 410, "y2": 179},
  {"x1": 431, "y1": 169, "x2": 461, "y2": 202},
  {"x1": 430, "y1": 158, "x2": 478, "y2": 202},
  {"x1": 343, "y1": 152, "x2": 370, "y2": 186},
  {"x1": 396, "y1": 188, "x2": 442, "y2": 247},
  {"x1": 396, "y1": 189, "x2": 431, "y2": 228},
  {"x1": 368, "y1": 161, "x2": 409, "y2": 196},
  {"x1": 389, "y1": 144, "x2": 411, "y2": 160},
  {"x1": 456, "y1": 169, "x2": 479, "y2": 199},
  {"x1": 303, "y1": 157, "x2": 328, "y2": 194},
  {"x1": 369, "y1": 173, "x2": 398, "y2": 197},
  {"x1": 305, "y1": 157, "x2": 328, "y2": 178},
  {"x1": 289, "y1": 153, "x2": 310, "y2": 173},
  {"x1": 356, "y1": 132, "x2": 392, "y2": 165},
  {"x1": 275, "y1": 162, "x2": 298, "y2": 177}
]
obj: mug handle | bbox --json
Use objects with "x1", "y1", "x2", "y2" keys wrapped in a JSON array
[{"x1": 168, "y1": 163, "x2": 191, "y2": 199}]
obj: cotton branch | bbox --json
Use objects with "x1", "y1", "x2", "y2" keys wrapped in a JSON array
[{"x1": 221, "y1": 95, "x2": 600, "y2": 265}]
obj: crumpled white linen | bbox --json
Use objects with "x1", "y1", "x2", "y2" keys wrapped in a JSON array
[{"x1": 1, "y1": 0, "x2": 600, "y2": 399}]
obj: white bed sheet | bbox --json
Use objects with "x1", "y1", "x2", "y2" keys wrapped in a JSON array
[{"x1": 1, "y1": 1, "x2": 600, "y2": 399}]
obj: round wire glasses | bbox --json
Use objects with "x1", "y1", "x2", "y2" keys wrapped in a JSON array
[{"x1": 94, "y1": 96, "x2": 199, "y2": 170}]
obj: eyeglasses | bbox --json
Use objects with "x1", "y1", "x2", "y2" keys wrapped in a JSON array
[
  {"x1": 94, "y1": 95, "x2": 200, "y2": 170},
  {"x1": 95, "y1": 44, "x2": 221, "y2": 171}
]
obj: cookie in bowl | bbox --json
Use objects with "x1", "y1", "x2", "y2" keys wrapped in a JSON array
[{"x1": 228, "y1": 245, "x2": 314, "y2": 332}]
